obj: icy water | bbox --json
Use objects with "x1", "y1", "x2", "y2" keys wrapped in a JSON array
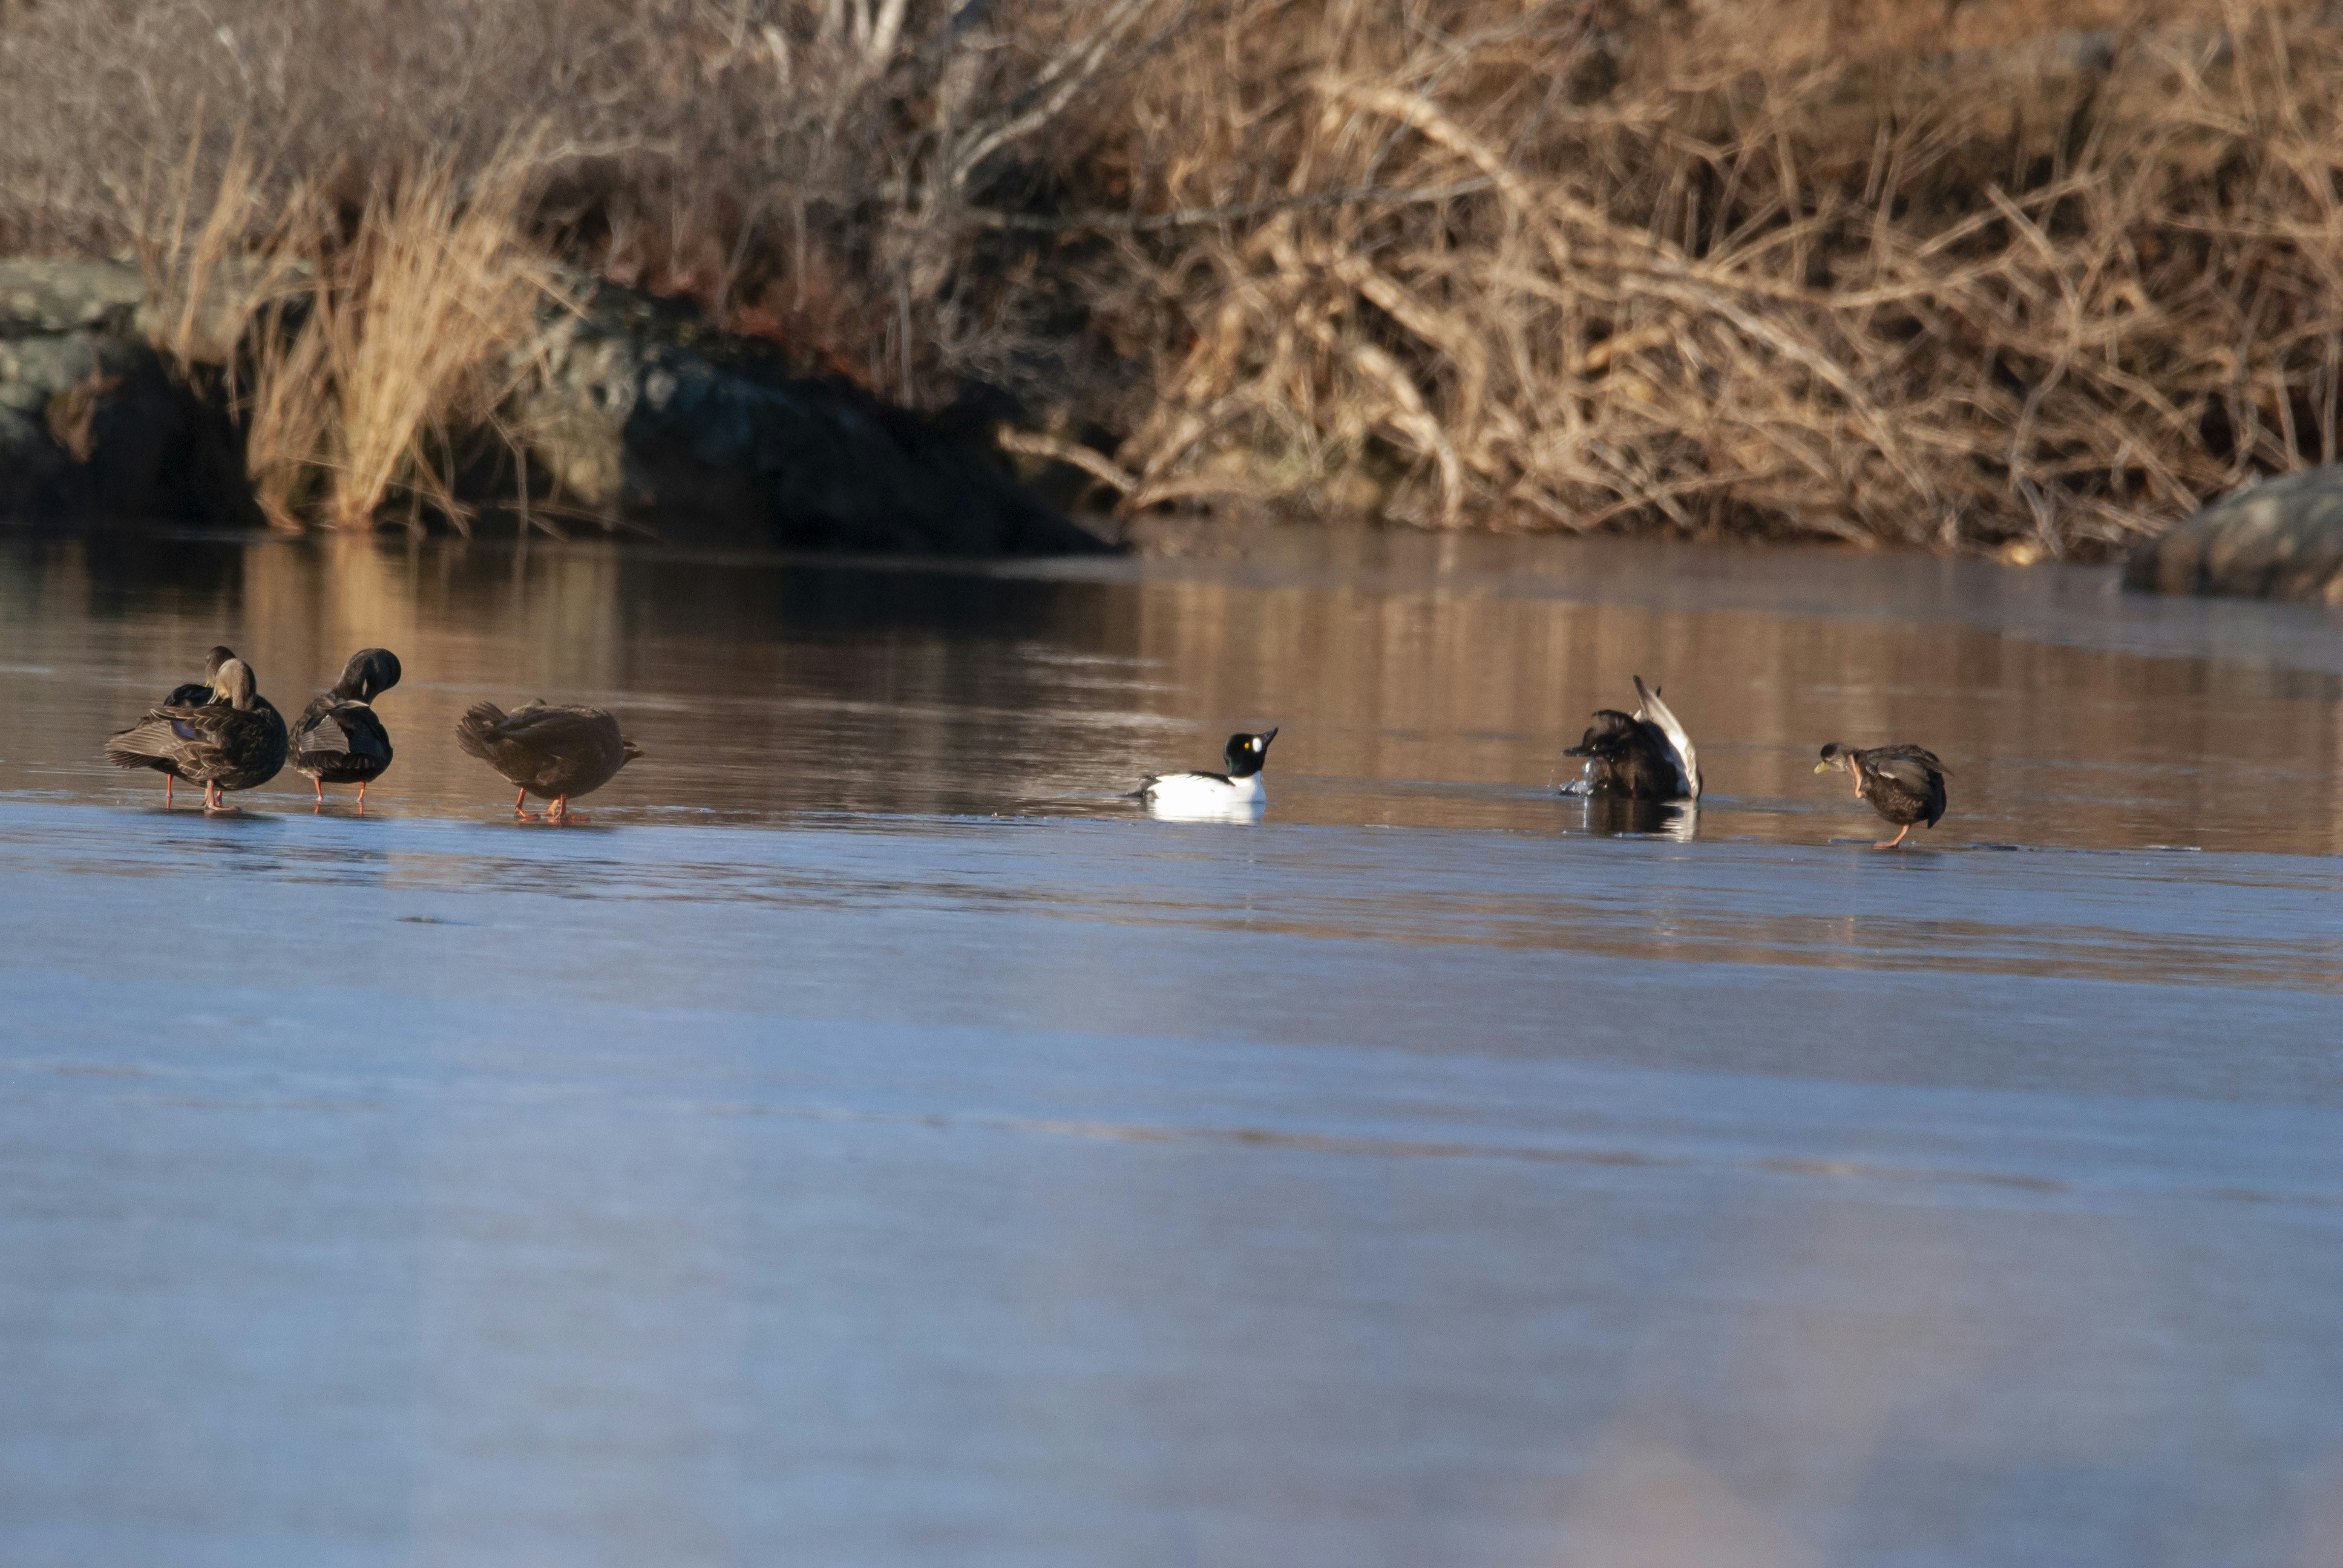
[{"x1": 3, "y1": 526, "x2": 2342, "y2": 1567}]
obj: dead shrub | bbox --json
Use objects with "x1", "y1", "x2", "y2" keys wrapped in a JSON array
[{"x1": 13, "y1": 0, "x2": 2343, "y2": 554}]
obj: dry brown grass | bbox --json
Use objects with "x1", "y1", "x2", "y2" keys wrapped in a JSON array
[
  {"x1": 15, "y1": 0, "x2": 2343, "y2": 552},
  {"x1": 139, "y1": 137, "x2": 565, "y2": 531},
  {"x1": 1034, "y1": 0, "x2": 2343, "y2": 553}
]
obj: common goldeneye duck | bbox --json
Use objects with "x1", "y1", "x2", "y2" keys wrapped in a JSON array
[
  {"x1": 1135, "y1": 728, "x2": 1279, "y2": 817},
  {"x1": 1561, "y1": 675, "x2": 1701, "y2": 801}
]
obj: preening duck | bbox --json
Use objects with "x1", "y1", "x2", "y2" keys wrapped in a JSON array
[
  {"x1": 120, "y1": 645, "x2": 237, "y2": 807},
  {"x1": 104, "y1": 656, "x2": 289, "y2": 811},
  {"x1": 455, "y1": 699, "x2": 643, "y2": 820},
  {"x1": 1815, "y1": 743, "x2": 1948, "y2": 849},
  {"x1": 1562, "y1": 676, "x2": 1700, "y2": 800},
  {"x1": 1135, "y1": 728, "x2": 1278, "y2": 819},
  {"x1": 295, "y1": 648, "x2": 402, "y2": 810}
]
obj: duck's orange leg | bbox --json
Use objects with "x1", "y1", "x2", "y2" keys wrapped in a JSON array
[
  {"x1": 513, "y1": 787, "x2": 529, "y2": 818},
  {"x1": 164, "y1": 775, "x2": 174, "y2": 809},
  {"x1": 1874, "y1": 823, "x2": 1911, "y2": 849},
  {"x1": 356, "y1": 781, "x2": 367, "y2": 814}
]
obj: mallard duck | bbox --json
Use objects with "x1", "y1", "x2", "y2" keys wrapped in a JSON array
[
  {"x1": 104, "y1": 656, "x2": 289, "y2": 810},
  {"x1": 1815, "y1": 743, "x2": 1948, "y2": 848},
  {"x1": 1134, "y1": 729, "x2": 1277, "y2": 819},
  {"x1": 1562, "y1": 676, "x2": 1701, "y2": 800},
  {"x1": 117, "y1": 645, "x2": 238, "y2": 807},
  {"x1": 455, "y1": 699, "x2": 643, "y2": 820},
  {"x1": 294, "y1": 648, "x2": 402, "y2": 811}
]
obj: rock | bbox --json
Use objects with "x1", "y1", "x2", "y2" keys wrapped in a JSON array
[
  {"x1": 2123, "y1": 467, "x2": 2343, "y2": 604},
  {"x1": 0, "y1": 259, "x2": 258, "y2": 527},
  {"x1": 515, "y1": 280, "x2": 1109, "y2": 554},
  {"x1": 3, "y1": 255, "x2": 1099, "y2": 554}
]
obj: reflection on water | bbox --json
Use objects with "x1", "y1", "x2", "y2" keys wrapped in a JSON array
[
  {"x1": 4, "y1": 525, "x2": 2343, "y2": 854},
  {"x1": 11, "y1": 524, "x2": 2343, "y2": 1568},
  {"x1": 1567, "y1": 794, "x2": 1700, "y2": 841}
]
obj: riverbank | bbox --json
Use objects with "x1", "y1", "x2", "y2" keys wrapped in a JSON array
[{"x1": 7, "y1": 2, "x2": 2343, "y2": 555}]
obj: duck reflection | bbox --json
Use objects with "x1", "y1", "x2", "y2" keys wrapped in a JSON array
[{"x1": 1567, "y1": 794, "x2": 1699, "y2": 841}]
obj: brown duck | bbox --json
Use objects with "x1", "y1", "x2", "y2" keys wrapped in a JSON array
[
  {"x1": 104, "y1": 656, "x2": 289, "y2": 810},
  {"x1": 1815, "y1": 743, "x2": 1948, "y2": 849},
  {"x1": 455, "y1": 699, "x2": 643, "y2": 820},
  {"x1": 115, "y1": 644, "x2": 237, "y2": 808}
]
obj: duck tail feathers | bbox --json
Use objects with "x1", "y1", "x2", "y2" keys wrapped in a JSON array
[
  {"x1": 1632, "y1": 675, "x2": 1702, "y2": 800},
  {"x1": 453, "y1": 701, "x2": 507, "y2": 760},
  {"x1": 103, "y1": 719, "x2": 180, "y2": 768}
]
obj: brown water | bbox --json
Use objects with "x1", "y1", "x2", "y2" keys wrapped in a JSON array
[
  {"x1": 5, "y1": 525, "x2": 2343, "y2": 848},
  {"x1": 4, "y1": 525, "x2": 2342, "y2": 1568}
]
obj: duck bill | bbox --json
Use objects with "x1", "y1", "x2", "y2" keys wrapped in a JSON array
[
  {"x1": 1260, "y1": 727, "x2": 1279, "y2": 748},
  {"x1": 1813, "y1": 760, "x2": 1833, "y2": 773}
]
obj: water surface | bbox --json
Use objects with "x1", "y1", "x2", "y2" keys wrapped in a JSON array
[{"x1": 2, "y1": 526, "x2": 2340, "y2": 1567}]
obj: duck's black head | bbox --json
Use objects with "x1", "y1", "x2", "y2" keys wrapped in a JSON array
[
  {"x1": 338, "y1": 647, "x2": 404, "y2": 701},
  {"x1": 1815, "y1": 742, "x2": 1856, "y2": 774},
  {"x1": 1564, "y1": 710, "x2": 1642, "y2": 758},
  {"x1": 1223, "y1": 728, "x2": 1278, "y2": 779}
]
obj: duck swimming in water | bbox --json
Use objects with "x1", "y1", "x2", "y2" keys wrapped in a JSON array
[
  {"x1": 294, "y1": 648, "x2": 402, "y2": 811},
  {"x1": 119, "y1": 645, "x2": 237, "y2": 808},
  {"x1": 1815, "y1": 743, "x2": 1948, "y2": 849},
  {"x1": 1134, "y1": 729, "x2": 1278, "y2": 819},
  {"x1": 455, "y1": 699, "x2": 643, "y2": 820},
  {"x1": 104, "y1": 656, "x2": 289, "y2": 810},
  {"x1": 1562, "y1": 676, "x2": 1701, "y2": 800}
]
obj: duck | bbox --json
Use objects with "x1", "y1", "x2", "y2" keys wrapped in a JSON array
[
  {"x1": 117, "y1": 645, "x2": 237, "y2": 807},
  {"x1": 1562, "y1": 676, "x2": 1700, "y2": 800},
  {"x1": 103, "y1": 656, "x2": 289, "y2": 810},
  {"x1": 455, "y1": 699, "x2": 643, "y2": 820},
  {"x1": 1134, "y1": 728, "x2": 1278, "y2": 818},
  {"x1": 165, "y1": 645, "x2": 238, "y2": 708},
  {"x1": 294, "y1": 648, "x2": 402, "y2": 811},
  {"x1": 1815, "y1": 743, "x2": 1948, "y2": 849}
]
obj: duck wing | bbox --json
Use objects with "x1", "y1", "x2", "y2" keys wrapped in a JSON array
[
  {"x1": 297, "y1": 697, "x2": 392, "y2": 768},
  {"x1": 1861, "y1": 743, "x2": 1947, "y2": 775},
  {"x1": 1863, "y1": 749, "x2": 1948, "y2": 826},
  {"x1": 493, "y1": 704, "x2": 620, "y2": 762},
  {"x1": 105, "y1": 702, "x2": 271, "y2": 783},
  {"x1": 1632, "y1": 676, "x2": 1701, "y2": 800}
]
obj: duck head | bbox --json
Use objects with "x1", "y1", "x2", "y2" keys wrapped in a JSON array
[
  {"x1": 211, "y1": 658, "x2": 258, "y2": 710},
  {"x1": 1223, "y1": 728, "x2": 1277, "y2": 779},
  {"x1": 337, "y1": 648, "x2": 404, "y2": 702}
]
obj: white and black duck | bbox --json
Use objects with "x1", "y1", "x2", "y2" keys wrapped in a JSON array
[
  {"x1": 1815, "y1": 742, "x2": 1948, "y2": 849},
  {"x1": 104, "y1": 656, "x2": 289, "y2": 811},
  {"x1": 455, "y1": 699, "x2": 643, "y2": 820},
  {"x1": 1133, "y1": 728, "x2": 1278, "y2": 820},
  {"x1": 293, "y1": 648, "x2": 402, "y2": 810},
  {"x1": 1562, "y1": 676, "x2": 1701, "y2": 801}
]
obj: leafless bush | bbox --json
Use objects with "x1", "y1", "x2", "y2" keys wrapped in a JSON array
[
  {"x1": 7, "y1": 0, "x2": 2343, "y2": 551},
  {"x1": 1033, "y1": 0, "x2": 2343, "y2": 554}
]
